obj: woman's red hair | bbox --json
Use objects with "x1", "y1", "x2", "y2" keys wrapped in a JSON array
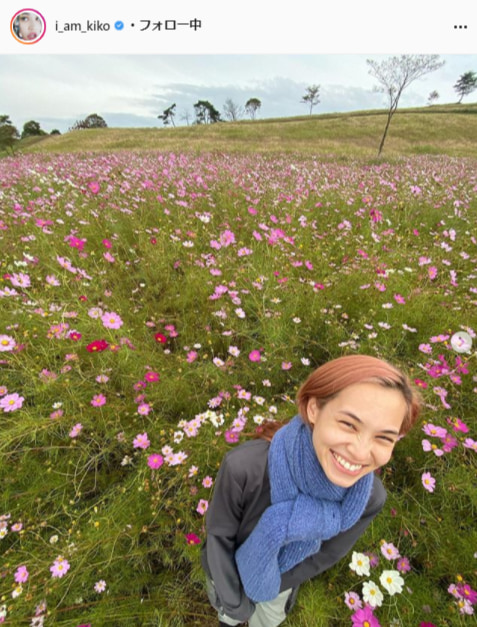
[{"x1": 256, "y1": 354, "x2": 421, "y2": 441}]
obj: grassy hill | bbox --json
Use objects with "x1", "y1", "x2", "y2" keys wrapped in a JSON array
[{"x1": 10, "y1": 103, "x2": 477, "y2": 158}]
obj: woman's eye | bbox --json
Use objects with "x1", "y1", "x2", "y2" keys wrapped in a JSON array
[
  {"x1": 377, "y1": 436, "x2": 395, "y2": 444},
  {"x1": 340, "y1": 421, "x2": 355, "y2": 430}
]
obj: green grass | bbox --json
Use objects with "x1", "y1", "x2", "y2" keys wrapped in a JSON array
[{"x1": 9, "y1": 102, "x2": 477, "y2": 159}]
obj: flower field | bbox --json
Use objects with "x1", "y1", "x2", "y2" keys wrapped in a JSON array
[{"x1": 0, "y1": 150, "x2": 476, "y2": 626}]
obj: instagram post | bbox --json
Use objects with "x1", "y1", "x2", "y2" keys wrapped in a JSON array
[{"x1": 0, "y1": 2, "x2": 476, "y2": 626}]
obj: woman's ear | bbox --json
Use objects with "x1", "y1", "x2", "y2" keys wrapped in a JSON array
[{"x1": 307, "y1": 398, "x2": 319, "y2": 426}]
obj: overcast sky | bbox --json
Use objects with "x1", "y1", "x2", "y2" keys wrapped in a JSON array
[{"x1": 2, "y1": 54, "x2": 476, "y2": 132}]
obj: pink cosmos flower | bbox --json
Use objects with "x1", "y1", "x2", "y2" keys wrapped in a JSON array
[
  {"x1": 0, "y1": 335, "x2": 16, "y2": 352},
  {"x1": 394, "y1": 293, "x2": 406, "y2": 304},
  {"x1": 133, "y1": 432, "x2": 150, "y2": 449},
  {"x1": 380, "y1": 542, "x2": 400, "y2": 560},
  {"x1": 422, "y1": 472, "x2": 436, "y2": 492},
  {"x1": 91, "y1": 394, "x2": 106, "y2": 407},
  {"x1": 281, "y1": 362, "x2": 292, "y2": 370},
  {"x1": 0, "y1": 393, "x2": 24, "y2": 412},
  {"x1": 10, "y1": 272, "x2": 31, "y2": 288},
  {"x1": 463, "y1": 438, "x2": 477, "y2": 451},
  {"x1": 423, "y1": 423, "x2": 448, "y2": 438},
  {"x1": 147, "y1": 454, "x2": 164, "y2": 469},
  {"x1": 137, "y1": 403, "x2": 152, "y2": 416},
  {"x1": 69, "y1": 423, "x2": 83, "y2": 438},
  {"x1": 14, "y1": 565, "x2": 29, "y2": 583},
  {"x1": 102, "y1": 239, "x2": 112, "y2": 248},
  {"x1": 248, "y1": 350, "x2": 261, "y2": 362},
  {"x1": 202, "y1": 476, "x2": 214, "y2": 488},
  {"x1": 88, "y1": 181, "x2": 100, "y2": 194},
  {"x1": 447, "y1": 417, "x2": 469, "y2": 433},
  {"x1": 50, "y1": 556, "x2": 70, "y2": 578},
  {"x1": 187, "y1": 351, "x2": 198, "y2": 362},
  {"x1": 219, "y1": 230, "x2": 236, "y2": 247},
  {"x1": 185, "y1": 533, "x2": 201, "y2": 545},
  {"x1": 344, "y1": 591, "x2": 362, "y2": 610},
  {"x1": 94, "y1": 580, "x2": 107, "y2": 593},
  {"x1": 428, "y1": 266, "x2": 438, "y2": 280},
  {"x1": 101, "y1": 312, "x2": 123, "y2": 329},
  {"x1": 196, "y1": 499, "x2": 209, "y2": 515}
]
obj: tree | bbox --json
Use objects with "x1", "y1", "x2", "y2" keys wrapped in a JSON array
[
  {"x1": 50, "y1": 129, "x2": 61, "y2": 135},
  {"x1": 427, "y1": 90, "x2": 439, "y2": 105},
  {"x1": 158, "y1": 104, "x2": 176, "y2": 127},
  {"x1": 367, "y1": 54, "x2": 445, "y2": 156},
  {"x1": 193, "y1": 100, "x2": 221, "y2": 124},
  {"x1": 453, "y1": 71, "x2": 477, "y2": 104},
  {"x1": 222, "y1": 98, "x2": 243, "y2": 121},
  {"x1": 245, "y1": 98, "x2": 261, "y2": 120},
  {"x1": 0, "y1": 115, "x2": 19, "y2": 155},
  {"x1": 180, "y1": 109, "x2": 192, "y2": 126},
  {"x1": 21, "y1": 120, "x2": 45, "y2": 139},
  {"x1": 70, "y1": 113, "x2": 107, "y2": 131},
  {"x1": 301, "y1": 85, "x2": 320, "y2": 115}
]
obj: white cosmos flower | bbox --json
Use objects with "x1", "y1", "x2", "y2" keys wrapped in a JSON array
[
  {"x1": 379, "y1": 570, "x2": 405, "y2": 595},
  {"x1": 362, "y1": 581, "x2": 384, "y2": 608},
  {"x1": 349, "y1": 551, "x2": 370, "y2": 577}
]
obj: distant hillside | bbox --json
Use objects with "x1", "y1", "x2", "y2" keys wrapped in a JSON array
[{"x1": 10, "y1": 103, "x2": 477, "y2": 158}]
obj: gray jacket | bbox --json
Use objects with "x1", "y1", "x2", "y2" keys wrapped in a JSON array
[{"x1": 201, "y1": 438, "x2": 387, "y2": 622}]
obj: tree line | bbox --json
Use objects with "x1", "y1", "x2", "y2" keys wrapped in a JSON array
[{"x1": 1, "y1": 63, "x2": 476, "y2": 157}]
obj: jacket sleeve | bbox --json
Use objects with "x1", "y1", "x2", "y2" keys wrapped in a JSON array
[
  {"x1": 202, "y1": 453, "x2": 256, "y2": 622},
  {"x1": 280, "y1": 475, "x2": 387, "y2": 590}
]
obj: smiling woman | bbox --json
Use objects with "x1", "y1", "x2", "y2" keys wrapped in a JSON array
[{"x1": 201, "y1": 355, "x2": 422, "y2": 627}]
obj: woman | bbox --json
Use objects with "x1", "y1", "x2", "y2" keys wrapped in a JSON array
[
  {"x1": 201, "y1": 354, "x2": 421, "y2": 626},
  {"x1": 13, "y1": 12, "x2": 43, "y2": 41}
]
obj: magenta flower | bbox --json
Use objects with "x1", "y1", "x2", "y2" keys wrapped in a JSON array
[
  {"x1": 423, "y1": 423, "x2": 447, "y2": 438},
  {"x1": 91, "y1": 394, "x2": 106, "y2": 407},
  {"x1": 133, "y1": 432, "x2": 150, "y2": 449},
  {"x1": 50, "y1": 556, "x2": 70, "y2": 578},
  {"x1": 248, "y1": 350, "x2": 261, "y2": 362},
  {"x1": 422, "y1": 472, "x2": 436, "y2": 492},
  {"x1": 396, "y1": 556, "x2": 411, "y2": 573},
  {"x1": 14, "y1": 565, "x2": 29, "y2": 583},
  {"x1": 457, "y1": 584, "x2": 477, "y2": 604},
  {"x1": 225, "y1": 430, "x2": 239, "y2": 443},
  {"x1": 147, "y1": 454, "x2": 164, "y2": 469},
  {"x1": 394, "y1": 293, "x2": 406, "y2": 304},
  {"x1": 0, "y1": 393, "x2": 24, "y2": 412},
  {"x1": 351, "y1": 605, "x2": 381, "y2": 627},
  {"x1": 101, "y1": 311, "x2": 123, "y2": 329},
  {"x1": 88, "y1": 181, "x2": 100, "y2": 193},
  {"x1": 185, "y1": 533, "x2": 201, "y2": 545},
  {"x1": 186, "y1": 351, "x2": 198, "y2": 362},
  {"x1": 144, "y1": 371, "x2": 160, "y2": 382}
]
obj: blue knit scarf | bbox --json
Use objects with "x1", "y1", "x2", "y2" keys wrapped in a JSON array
[{"x1": 235, "y1": 415, "x2": 373, "y2": 602}]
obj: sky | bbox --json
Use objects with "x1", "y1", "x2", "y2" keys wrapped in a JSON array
[{"x1": 2, "y1": 54, "x2": 477, "y2": 133}]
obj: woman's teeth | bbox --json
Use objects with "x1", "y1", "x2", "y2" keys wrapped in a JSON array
[{"x1": 333, "y1": 452, "x2": 362, "y2": 472}]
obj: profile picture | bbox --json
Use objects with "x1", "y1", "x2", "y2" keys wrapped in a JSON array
[{"x1": 11, "y1": 9, "x2": 46, "y2": 44}]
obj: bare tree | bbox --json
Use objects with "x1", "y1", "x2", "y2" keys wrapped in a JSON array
[
  {"x1": 180, "y1": 109, "x2": 192, "y2": 126},
  {"x1": 301, "y1": 85, "x2": 320, "y2": 115},
  {"x1": 245, "y1": 98, "x2": 261, "y2": 120},
  {"x1": 223, "y1": 98, "x2": 243, "y2": 121},
  {"x1": 367, "y1": 54, "x2": 445, "y2": 156}
]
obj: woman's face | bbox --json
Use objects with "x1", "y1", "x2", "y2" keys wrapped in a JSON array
[
  {"x1": 18, "y1": 13, "x2": 43, "y2": 40},
  {"x1": 307, "y1": 382, "x2": 406, "y2": 488}
]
